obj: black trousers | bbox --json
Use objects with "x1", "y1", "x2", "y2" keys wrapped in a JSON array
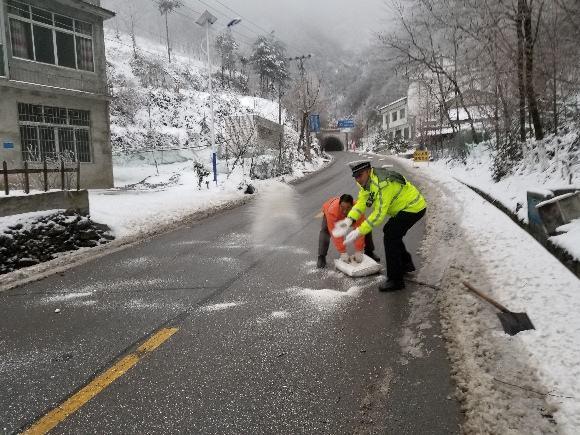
[
  {"x1": 318, "y1": 215, "x2": 375, "y2": 256},
  {"x1": 383, "y1": 209, "x2": 426, "y2": 281}
]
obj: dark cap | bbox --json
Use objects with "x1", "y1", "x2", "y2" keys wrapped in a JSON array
[{"x1": 348, "y1": 160, "x2": 371, "y2": 177}]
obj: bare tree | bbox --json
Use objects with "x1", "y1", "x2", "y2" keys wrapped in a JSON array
[{"x1": 219, "y1": 115, "x2": 257, "y2": 176}]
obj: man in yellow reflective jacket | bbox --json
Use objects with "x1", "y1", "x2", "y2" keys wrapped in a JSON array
[{"x1": 333, "y1": 160, "x2": 427, "y2": 291}]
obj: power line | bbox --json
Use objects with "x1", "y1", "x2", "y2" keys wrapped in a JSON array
[
  {"x1": 150, "y1": 0, "x2": 255, "y2": 49},
  {"x1": 211, "y1": 0, "x2": 271, "y2": 34},
  {"x1": 204, "y1": 0, "x2": 312, "y2": 56},
  {"x1": 183, "y1": 0, "x2": 312, "y2": 57},
  {"x1": 150, "y1": 0, "x2": 322, "y2": 60}
]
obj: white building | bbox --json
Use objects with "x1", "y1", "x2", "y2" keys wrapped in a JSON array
[{"x1": 378, "y1": 96, "x2": 413, "y2": 141}]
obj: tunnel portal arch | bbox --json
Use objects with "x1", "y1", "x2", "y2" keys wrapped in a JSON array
[
  {"x1": 318, "y1": 129, "x2": 346, "y2": 151},
  {"x1": 323, "y1": 136, "x2": 344, "y2": 151}
]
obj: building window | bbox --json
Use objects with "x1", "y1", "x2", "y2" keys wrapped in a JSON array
[
  {"x1": 7, "y1": 0, "x2": 94, "y2": 71},
  {"x1": 404, "y1": 127, "x2": 409, "y2": 139},
  {"x1": 391, "y1": 111, "x2": 398, "y2": 122},
  {"x1": 18, "y1": 103, "x2": 92, "y2": 162},
  {"x1": 400, "y1": 108, "x2": 406, "y2": 119},
  {"x1": 395, "y1": 129, "x2": 402, "y2": 138},
  {"x1": 389, "y1": 131, "x2": 394, "y2": 140}
]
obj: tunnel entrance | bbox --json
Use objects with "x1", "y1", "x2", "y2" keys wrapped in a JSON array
[{"x1": 323, "y1": 136, "x2": 344, "y2": 151}]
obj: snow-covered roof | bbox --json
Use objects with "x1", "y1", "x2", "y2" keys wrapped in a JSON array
[
  {"x1": 536, "y1": 191, "x2": 579, "y2": 208},
  {"x1": 378, "y1": 96, "x2": 407, "y2": 112}
]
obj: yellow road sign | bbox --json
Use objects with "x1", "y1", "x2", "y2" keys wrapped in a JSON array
[{"x1": 413, "y1": 150, "x2": 430, "y2": 162}]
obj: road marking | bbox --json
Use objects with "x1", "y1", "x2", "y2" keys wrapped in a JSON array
[
  {"x1": 315, "y1": 211, "x2": 323, "y2": 218},
  {"x1": 24, "y1": 327, "x2": 179, "y2": 435}
]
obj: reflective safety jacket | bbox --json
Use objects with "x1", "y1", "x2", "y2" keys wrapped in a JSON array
[
  {"x1": 347, "y1": 168, "x2": 426, "y2": 235},
  {"x1": 322, "y1": 197, "x2": 365, "y2": 253}
]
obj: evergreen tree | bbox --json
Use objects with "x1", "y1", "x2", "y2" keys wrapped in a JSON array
[
  {"x1": 250, "y1": 34, "x2": 289, "y2": 96},
  {"x1": 215, "y1": 31, "x2": 239, "y2": 85}
]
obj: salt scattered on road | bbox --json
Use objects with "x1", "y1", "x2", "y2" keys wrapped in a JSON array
[
  {"x1": 270, "y1": 311, "x2": 290, "y2": 319},
  {"x1": 43, "y1": 292, "x2": 93, "y2": 303},
  {"x1": 200, "y1": 302, "x2": 241, "y2": 312}
]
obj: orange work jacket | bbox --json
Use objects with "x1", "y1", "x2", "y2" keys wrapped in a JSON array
[{"x1": 322, "y1": 197, "x2": 365, "y2": 253}]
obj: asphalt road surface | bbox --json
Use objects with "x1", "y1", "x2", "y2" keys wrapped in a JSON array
[{"x1": 0, "y1": 152, "x2": 460, "y2": 434}]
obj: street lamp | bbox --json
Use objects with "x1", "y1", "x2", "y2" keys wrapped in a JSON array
[
  {"x1": 227, "y1": 17, "x2": 242, "y2": 28},
  {"x1": 196, "y1": 10, "x2": 218, "y2": 184}
]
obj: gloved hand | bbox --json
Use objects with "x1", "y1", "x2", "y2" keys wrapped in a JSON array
[
  {"x1": 332, "y1": 218, "x2": 353, "y2": 238},
  {"x1": 344, "y1": 228, "x2": 360, "y2": 245},
  {"x1": 339, "y1": 253, "x2": 350, "y2": 263},
  {"x1": 352, "y1": 251, "x2": 364, "y2": 263}
]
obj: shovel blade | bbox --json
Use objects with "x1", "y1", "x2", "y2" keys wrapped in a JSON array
[{"x1": 497, "y1": 312, "x2": 535, "y2": 336}]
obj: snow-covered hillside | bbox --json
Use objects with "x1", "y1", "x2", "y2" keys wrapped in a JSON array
[
  {"x1": 427, "y1": 130, "x2": 580, "y2": 261},
  {"x1": 106, "y1": 30, "x2": 281, "y2": 153}
]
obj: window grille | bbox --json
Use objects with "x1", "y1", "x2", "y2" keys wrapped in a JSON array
[{"x1": 18, "y1": 103, "x2": 91, "y2": 162}]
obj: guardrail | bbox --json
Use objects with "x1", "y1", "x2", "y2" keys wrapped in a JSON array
[{"x1": 1, "y1": 160, "x2": 80, "y2": 195}]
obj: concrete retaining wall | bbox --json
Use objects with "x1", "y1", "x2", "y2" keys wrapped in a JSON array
[{"x1": 0, "y1": 190, "x2": 89, "y2": 217}]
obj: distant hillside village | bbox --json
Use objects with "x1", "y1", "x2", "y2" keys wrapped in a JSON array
[{"x1": 369, "y1": 72, "x2": 579, "y2": 159}]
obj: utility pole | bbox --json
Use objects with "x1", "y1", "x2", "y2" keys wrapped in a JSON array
[
  {"x1": 164, "y1": 12, "x2": 171, "y2": 62},
  {"x1": 287, "y1": 54, "x2": 313, "y2": 158},
  {"x1": 196, "y1": 10, "x2": 218, "y2": 184}
]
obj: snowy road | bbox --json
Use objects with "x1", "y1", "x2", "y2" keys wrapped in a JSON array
[{"x1": 0, "y1": 153, "x2": 460, "y2": 434}]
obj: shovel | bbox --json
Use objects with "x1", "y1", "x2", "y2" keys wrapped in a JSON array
[{"x1": 462, "y1": 281, "x2": 535, "y2": 336}]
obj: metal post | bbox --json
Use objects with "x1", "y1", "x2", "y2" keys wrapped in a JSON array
[
  {"x1": 60, "y1": 160, "x2": 65, "y2": 190},
  {"x1": 76, "y1": 161, "x2": 80, "y2": 191},
  {"x1": 43, "y1": 159, "x2": 48, "y2": 191},
  {"x1": 3, "y1": 161, "x2": 8, "y2": 195},
  {"x1": 206, "y1": 21, "x2": 217, "y2": 185},
  {"x1": 24, "y1": 161, "x2": 29, "y2": 194}
]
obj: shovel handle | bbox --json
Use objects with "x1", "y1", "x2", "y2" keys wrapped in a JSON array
[{"x1": 462, "y1": 281, "x2": 509, "y2": 313}]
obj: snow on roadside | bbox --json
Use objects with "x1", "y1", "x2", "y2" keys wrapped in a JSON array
[
  {"x1": 0, "y1": 209, "x2": 64, "y2": 233},
  {"x1": 400, "y1": 156, "x2": 580, "y2": 434},
  {"x1": 552, "y1": 219, "x2": 580, "y2": 261},
  {"x1": 88, "y1": 152, "x2": 327, "y2": 240},
  {"x1": 425, "y1": 139, "x2": 580, "y2": 261}
]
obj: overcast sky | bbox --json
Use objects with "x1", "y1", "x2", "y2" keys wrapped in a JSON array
[
  {"x1": 226, "y1": 0, "x2": 389, "y2": 53},
  {"x1": 103, "y1": 0, "x2": 390, "y2": 56}
]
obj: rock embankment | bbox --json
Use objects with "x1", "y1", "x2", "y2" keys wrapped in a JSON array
[{"x1": 0, "y1": 211, "x2": 114, "y2": 275}]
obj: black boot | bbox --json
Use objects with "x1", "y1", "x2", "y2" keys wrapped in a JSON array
[
  {"x1": 404, "y1": 262, "x2": 416, "y2": 274},
  {"x1": 317, "y1": 255, "x2": 326, "y2": 269},
  {"x1": 365, "y1": 251, "x2": 381, "y2": 263},
  {"x1": 379, "y1": 279, "x2": 405, "y2": 292}
]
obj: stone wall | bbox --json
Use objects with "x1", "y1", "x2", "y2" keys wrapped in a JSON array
[{"x1": 0, "y1": 190, "x2": 90, "y2": 218}]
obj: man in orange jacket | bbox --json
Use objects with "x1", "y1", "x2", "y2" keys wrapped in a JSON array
[{"x1": 317, "y1": 194, "x2": 380, "y2": 268}]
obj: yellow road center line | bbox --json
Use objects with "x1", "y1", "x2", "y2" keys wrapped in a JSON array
[{"x1": 24, "y1": 327, "x2": 179, "y2": 435}]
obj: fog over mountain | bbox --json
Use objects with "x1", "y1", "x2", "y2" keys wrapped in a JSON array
[{"x1": 102, "y1": 0, "x2": 401, "y2": 122}]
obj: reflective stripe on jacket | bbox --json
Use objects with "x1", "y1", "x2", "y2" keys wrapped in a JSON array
[
  {"x1": 322, "y1": 197, "x2": 365, "y2": 253},
  {"x1": 347, "y1": 168, "x2": 426, "y2": 236}
]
